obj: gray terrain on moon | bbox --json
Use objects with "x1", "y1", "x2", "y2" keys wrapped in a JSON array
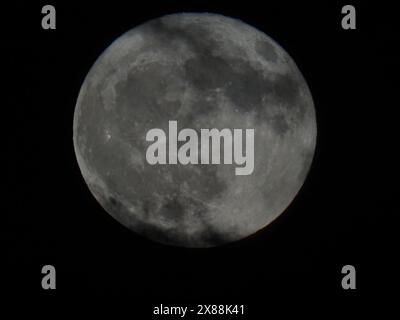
[{"x1": 73, "y1": 13, "x2": 317, "y2": 247}]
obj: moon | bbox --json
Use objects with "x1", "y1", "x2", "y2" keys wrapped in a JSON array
[{"x1": 73, "y1": 13, "x2": 317, "y2": 247}]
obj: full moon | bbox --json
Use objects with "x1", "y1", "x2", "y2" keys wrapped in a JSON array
[{"x1": 73, "y1": 13, "x2": 317, "y2": 247}]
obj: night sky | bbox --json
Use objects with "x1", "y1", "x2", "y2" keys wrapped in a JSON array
[{"x1": 4, "y1": 0, "x2": 397, "y2": 316}]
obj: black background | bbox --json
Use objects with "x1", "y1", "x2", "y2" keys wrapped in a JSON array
[{"x1": 4, "y1": 0, "x2": 397, "y2": 316}]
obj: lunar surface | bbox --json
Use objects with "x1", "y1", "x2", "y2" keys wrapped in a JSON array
[{"x1": 73, "y1": 13, "x2": 317, "y2": 247}]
